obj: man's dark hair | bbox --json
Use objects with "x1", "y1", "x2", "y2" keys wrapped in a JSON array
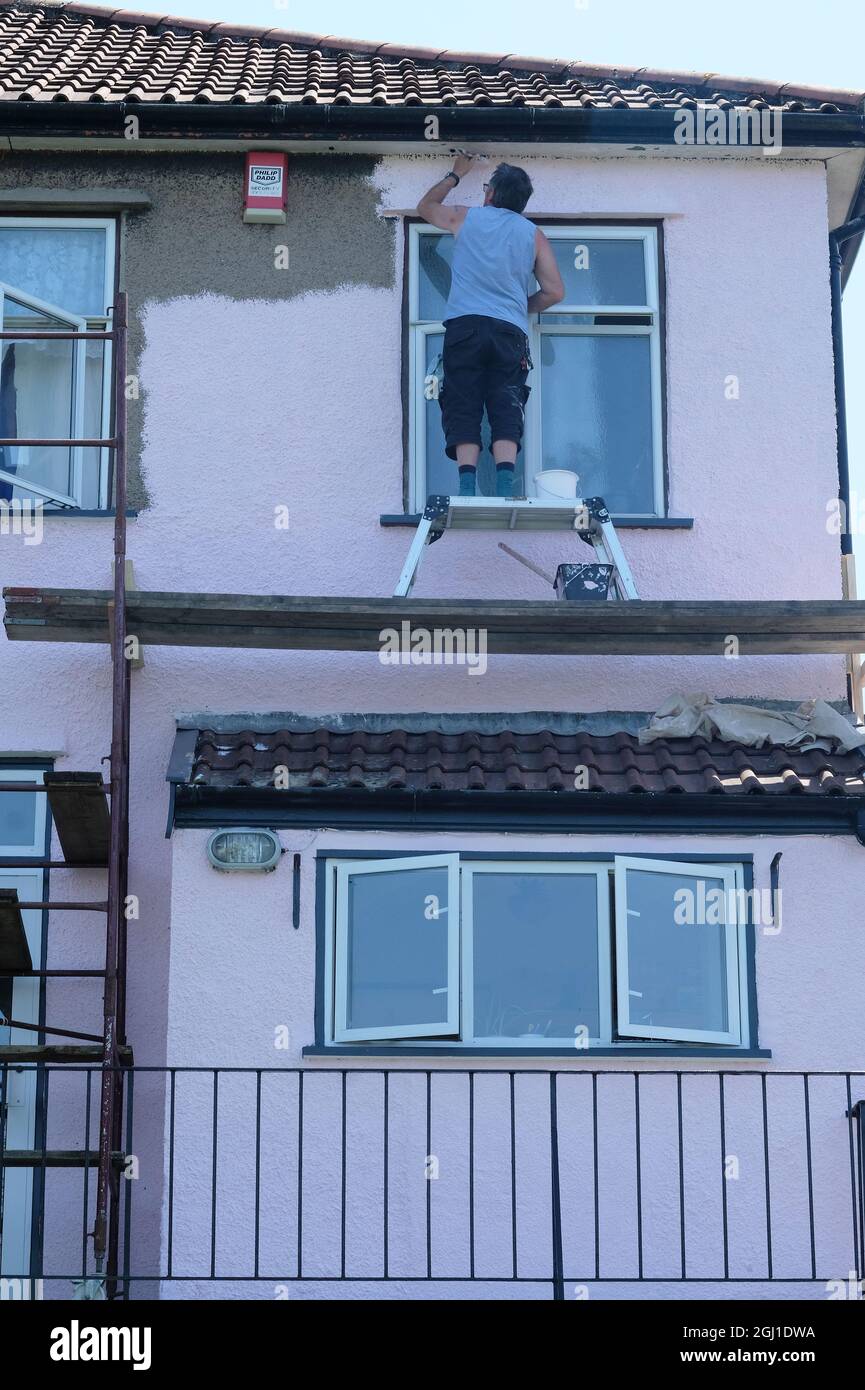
[{"x1": 488, "y1": 163, "x2": 533, "y2": 213}]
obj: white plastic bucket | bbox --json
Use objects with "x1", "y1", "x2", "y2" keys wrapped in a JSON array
[{"x1": 534, "y1": 469, "x2": 579, "y2": 501}]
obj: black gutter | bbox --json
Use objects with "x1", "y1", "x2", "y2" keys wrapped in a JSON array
[
  {"x1": 839, "y1": 157, "x2": 865, "y2": 288},
  {"x1": 0, "y1": 99, "x2": 862, "y2": 151},
  {"x1": 169, "y1": 784, "x2": 865, "y2": 839}
]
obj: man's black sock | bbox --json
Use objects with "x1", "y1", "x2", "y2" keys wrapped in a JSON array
[
  {"x1": 458, "y1": 464, "x2": 476, "y2": 496},
  {"x1": 495, "y1": 462, "x2": 516, "y2": 498}
]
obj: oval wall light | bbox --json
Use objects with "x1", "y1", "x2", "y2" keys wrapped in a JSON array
[{"x1": 206, "y1": 828, "x2": 281, "y2": 873}]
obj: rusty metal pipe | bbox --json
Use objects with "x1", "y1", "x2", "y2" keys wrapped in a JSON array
[{"x1": 94, "y1": 293, "x2": 130, "y2": 1275}]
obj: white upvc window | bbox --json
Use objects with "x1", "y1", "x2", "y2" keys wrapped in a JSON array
[
  {"x1": 461, "y1": 861, "x2": 611, "y2": 1046},
  {"x1": 0, "y1": 217, "x2": 116, "y2": 509},
  {"x1": 324, "y1": 855, "x2": 750, "y2": 1049},
  {"x1": 333, "y1": 854, "x2": 461, "y2": 1042},
  {"x1": 408, "y1": 222, "x2": 663, "y2": 516},
  {"x1": 614, "y1": 856, "x2": 744, "y2": 1047}
]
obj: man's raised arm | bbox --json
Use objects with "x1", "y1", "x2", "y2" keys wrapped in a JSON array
[
  {"x1": 528, "y1": 228, "x2": 566, "y2": 313},
  {"x1": 416, "y1": 153, "x2": 475, "y2": 232}
]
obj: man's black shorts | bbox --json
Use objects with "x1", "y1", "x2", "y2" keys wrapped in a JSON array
[{"x1": 439, "y1": 314, "x2": 531, "y2": 460}]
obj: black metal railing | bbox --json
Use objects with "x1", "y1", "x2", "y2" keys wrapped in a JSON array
[{"x1": 1, "y1": 1066, "x2": 863, "y2": 1299}]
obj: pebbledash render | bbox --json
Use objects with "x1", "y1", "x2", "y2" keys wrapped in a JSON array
[{"x1": 0, "y1": 1, "x2": 864, "y2": 1302}]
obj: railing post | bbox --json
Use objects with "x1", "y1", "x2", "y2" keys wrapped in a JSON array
[
  {"x1": 851, "y1": 1099, "x2": 865, "y2": 1284},
  {"x1": 549, "y1": 1073, "x2": 565, "y2": 1301}
]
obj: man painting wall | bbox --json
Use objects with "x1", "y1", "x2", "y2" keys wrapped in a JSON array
[{"x1": 417, "y1": 155, "x2": 565, "y2": 497}]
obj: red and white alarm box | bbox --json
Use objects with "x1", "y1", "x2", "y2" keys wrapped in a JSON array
[{"x1": 243, "y1": 151, "x2": 288, "y2": 224}]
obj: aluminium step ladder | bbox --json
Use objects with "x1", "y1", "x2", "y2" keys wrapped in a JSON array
[{"x1": 393, "y1": 494, "x2": 639, "y2": 600}]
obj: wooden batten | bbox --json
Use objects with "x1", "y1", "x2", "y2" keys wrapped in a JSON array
[{"x1": 6, "y1": 587, "x2": 865, "y2": 657}]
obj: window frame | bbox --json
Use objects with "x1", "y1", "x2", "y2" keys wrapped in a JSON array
[
  {"x1": 461, "y1": 860, "x2": 612, "y2": 1047},
  {"x1": 0, "y1": 216, "x2": 116, "y2": 510},
  {"x1": 332, "y1": 853, "x2": 461, "y2": 1042},
  {"x1": 406, "y1": 220, "x2": 664, "y2": 517},
  {"x1": 613, "y1": 855, "x2": 745, "y2": 1047},
  {"x1": 322, "y1": 852, "x2": 753, "y2": 1052},
  {"x1": 0, "y1": 764, "x2": 49, "y2": 1280},
  {"x1": 0, "y1": 764, "x2": 47, "y2": 857}
]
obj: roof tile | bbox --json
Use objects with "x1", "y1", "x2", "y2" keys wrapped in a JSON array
[
  {"x1": 185, "y1": 725, "x2": 865, "y2": 798},
  {"x1": 0, "y1": 2, "x2": 859, "y2": 110}
]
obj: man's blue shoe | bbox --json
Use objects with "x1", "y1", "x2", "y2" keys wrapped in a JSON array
[{"x1": 458, "y1": 471, "x2": 476, "y2": 497}]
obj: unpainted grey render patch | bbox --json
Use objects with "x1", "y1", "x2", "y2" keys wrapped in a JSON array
[{"x1": 0, "y1": 152, "x2": 394, "y2": 510}]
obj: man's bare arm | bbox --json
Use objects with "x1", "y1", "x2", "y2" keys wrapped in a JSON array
[
  {"x1": 416, "y1": 154, "x2": 474, "y2": 232},
  {"x1": 528, "y1": 228, "x2": 566, "y2": 314}
]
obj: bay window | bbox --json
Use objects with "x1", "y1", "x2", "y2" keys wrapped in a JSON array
[
  {"x1": 324, "y1": 855, "x2": 752, "y2": 1051},
  {"x1": 408, "y1": 222, "x2": 663, "y2": 515},
  {"x1": 0, "y1": 218, "x2": 116, "y2": 509}
]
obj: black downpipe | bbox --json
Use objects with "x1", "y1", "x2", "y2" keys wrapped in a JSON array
[
  {"x1": 829, "y1": 213, "x2": 865, "y2": 708},
  {"x1": 829, "y1": 214, "x2": 865, "y2": 559}
]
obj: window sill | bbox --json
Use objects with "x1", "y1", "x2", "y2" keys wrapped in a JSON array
[
  {"x1": 380, "y1": 513, "x2": 693, "y2": 530},
  {"x1": 38, "y1": 509, "x2": 138, "y2": 519},
  {"x1": 0, "y1": 189, "x2": 151, "y2": 213},
  {"x1": 303, "y1": 1045, "x2": 771, "y2": 1059}
]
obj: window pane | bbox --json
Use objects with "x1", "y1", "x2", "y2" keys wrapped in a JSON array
[
  {"x1": 0, "y1": 298, "x2": 104, "y2": 507},
  {"x1": 423, "y1": 332, "x2": 524, "y2": 499},
  {"x1": 346, "y1": 866, "x2": 451, "y2": 1031},
  {"x1": 472, "y1": 872, "x2": 600, "y2": 1039},
  {"x1": 1, "y1": 296, "x2": 75, "y2": 501},
  {"x1": 539, "y1": 333, "x2": 654, "y2": 512},
  {"x1": 0, "y1": 225, "x2": 108, "y2": 317},
  {"x1": 622, "y1": 868, "x2": 730, "y2": 1034},
  {"x1": 417, "y1": 234, "x2": 453, "y2": 320},
  {"x1": 550, "y1": 237, "x2": 647, "y2": 306},
  {"x1": 0, "y1": 790, "x2": 37, "y2": 847}
]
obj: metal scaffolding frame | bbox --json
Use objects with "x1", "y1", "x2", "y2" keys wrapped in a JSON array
[{"x1": 0, "y1": 293, "x2": 130, "y2": 1290}]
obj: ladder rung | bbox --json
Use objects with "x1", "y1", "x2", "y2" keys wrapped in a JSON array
[
  {"x1": 0, "y1": 1045, "x2": 134, "y2": 1064},
  {"x1": 0, "y1": 1150, "x2": 125, "y2": 1168},
  {"x1": 12, "y1": 902, "x2": 108, "y2": 911}
]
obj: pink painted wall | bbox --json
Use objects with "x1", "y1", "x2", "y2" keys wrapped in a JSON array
[
  {"x1": 0, "y1": 150, "x2": 849, "y2": 1054},
  {"x1": 168, "y1": 827, "x2": 865, "y2": 1071},
  {"x1": 146, "y1": 829, "x2": 865, "y2": 1299},
  {"x1": 1, "y1": 150, "x2": 860, "y2": 1298},
  {"x1": 0, "y1": 152, "x2": 849, "y2": 1067}
]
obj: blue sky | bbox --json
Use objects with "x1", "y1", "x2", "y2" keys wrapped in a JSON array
[{"x1": 115, "y1": 0, "x2": 865, "y2": 565}]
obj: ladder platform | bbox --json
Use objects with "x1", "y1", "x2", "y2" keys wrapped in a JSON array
[
  {"x1": 0, "y1": 1150, "x2": 125, "y2": 1168},
  {"x1": 393, "y1": 494, "x2": 639, "y2": 599},
  {"x1": 0, "y1": 1044, "x2": 133, "y2": 1064},
  {"x1": 44, "y1": 771, "x2": 111, "y2": 867},
  {"x1": 414, "y1": 496, "x2": 600, "y2": 533},
  {"x1": 0, "y1": 890, "x2": 33, "y2": 974}
]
